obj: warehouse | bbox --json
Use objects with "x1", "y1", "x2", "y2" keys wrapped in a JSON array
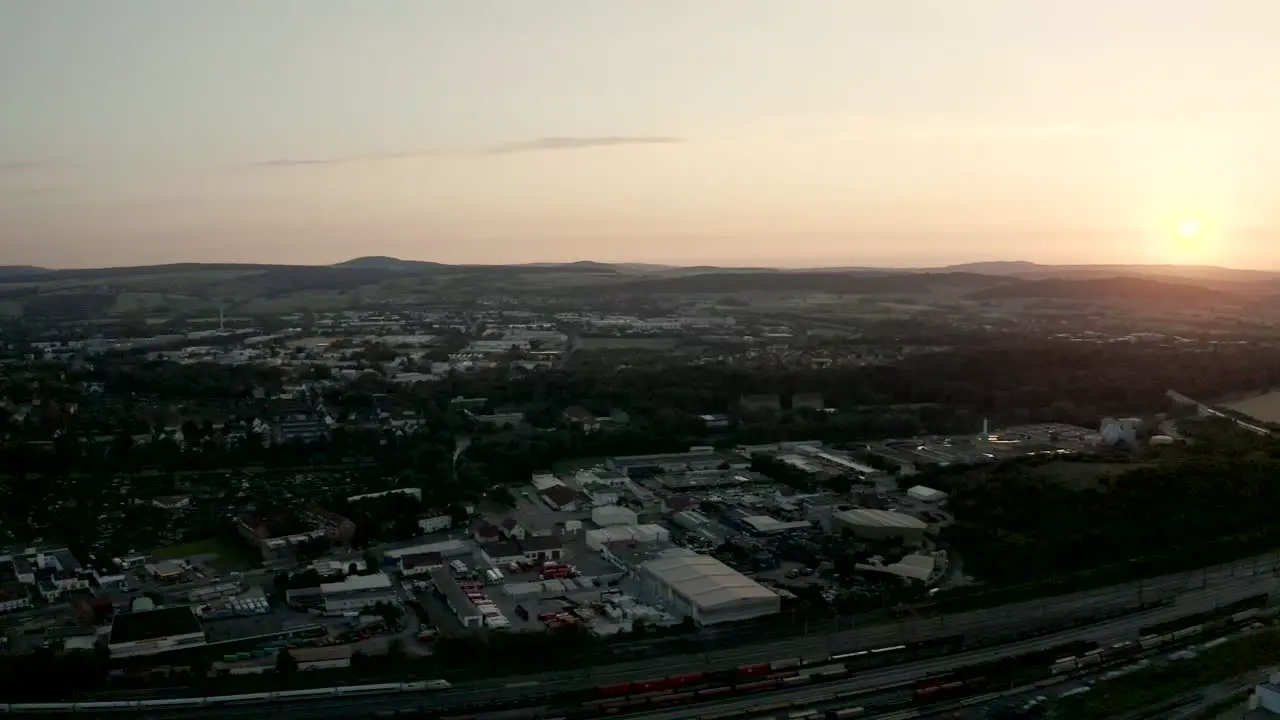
[
  {"x1": 833, "y1": 508, "x2": 928, "y2": 546},
  {"x1": 585, "y1": 524, "x2": 671, "y2": 552},
  {"x1": 107, "y1": 606, "x2": 207, "y2": 658},
  {"x1": 319, "y1": 573, "x2": 397, "y2": 613},
  {"x1": 639, "y1": 552, "x2": 780, "y2": 626},
  {"x1": 907, "y1": 485, "x2": 947, "y2": 504}
]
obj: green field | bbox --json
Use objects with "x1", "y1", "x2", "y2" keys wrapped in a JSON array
[{"x1": 151, "y1": 537, "x2": 255, "y2": 571}]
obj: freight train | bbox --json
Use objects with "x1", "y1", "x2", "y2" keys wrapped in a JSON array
[{"x1": 0, "y1": 680, "x2": 452, "y2": 714}]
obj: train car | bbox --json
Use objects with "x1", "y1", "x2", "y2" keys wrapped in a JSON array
[
  {"x1": 737, "y1": 663, "x2": 772, "y2": 677},
  {"x1": 337, "y1": 683, "x2": 404, "y2": 695},
  {"x1": 781, "y1": 675, "x2": 812, "y2": 687},
  {"x1": 789, "y1": 711, "x2": 820, "y2": 719},
  {"x1": 1173, "y1": 624, "x2": 1204, "y2": 641},
  {"x1": 69, "y1": 701, "x2": 145, "y2": 711},
  {"x1": 668, "y1": 672, "x2": 705, "y2": 687},
  {"x1": 735, "y1": 679, "x2": 778, "y2": 693},
  {"x1": 7, "y1": 704, "x2": 79, "y2": 713},
  {"x1": 653, "y1": 691, "x2": 696, "y2": 705},
  {"x1": 208, "y1": 692, "x2": 274, "y2": 705},
  {"x1": 826, "y1": 707, "x2": 866, "y2": 719},
  {"x1": 771, "y1": 657, "x2": 803, "y2": 670},
  {"x1": 1231, "y1": 609, "x2": 1261, "y2": 623},
  {"x1": 696, "y1": 686, "x2": 733, "y2": 698},
  {"x1": 597, "y1": 681, "x2": 631, "y2": 697},
  {"x1": 631, "y1": 678, "x2": 669, "y2": 694},
  {"x1": 803, "y1": 664, "x2": 849, "y2": 680},
  {"x1": 1049, "y1": 658, "x2": 1077, "y2": 675}
]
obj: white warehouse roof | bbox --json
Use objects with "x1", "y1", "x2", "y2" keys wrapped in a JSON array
[
  {"x1": 907, "y1": 485, "x2": 947, "y2": 502},
  {"x1": 320, "y1": 573, "x2": 392, "y2": 595},
  {"x1": 641, "y1": 554, "x2": 778, "y2": 612},
  {"x1": 834, "y1": 508, "x2": 927, "y2": 530}
]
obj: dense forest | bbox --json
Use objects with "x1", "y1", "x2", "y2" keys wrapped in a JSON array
[{"x1": 933, "y1": 419, "x2": 1280, "y2": 587}]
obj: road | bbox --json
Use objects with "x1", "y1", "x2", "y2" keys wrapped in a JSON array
[{"x1": 103, "y1": 557, "x2": 1280, "y2": 719}]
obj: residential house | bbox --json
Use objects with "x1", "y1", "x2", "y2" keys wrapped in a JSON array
[
  {"x1": 540, "y1": 485, "x2": 579, "y2": 512},
  {"x1": 301, "y1": 506, "x2": 357, "y2": 545},
  {"x1": 417, "y1": 514, "x2": 452, "y2": 534},
  {"x1": 563, "y1": 406, "x2": 599, "y2": 432},
  {"x1": 499, "y1": 517, "x2": 526, "y2": 541},
  {"x1": 275, "y1": 413, "x2": 330, "y2": 444},
  {"x1": 399, "y1": 552, "x2": 445, "y2": 577},
  {"x1": 472, "y1": 522, "x2": 502, "y2": 545},
  {"x1": 482, "y1": 542, "x2": 526, "y2": 567}
]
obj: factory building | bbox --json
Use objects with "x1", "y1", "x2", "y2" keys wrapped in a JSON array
[
  {"x1": 833, "y1": 509, "x2": 928, "y2": 546},
  {"x1": 319, "y1": 573, "x2": 397, "y2": 613},
  {"x1": 107, "y1": 606, "x2": 207, "y2": 659},
  {"x1": 585, "y1": 524, "x2": 671, "y2": 552},
  {"x1": 639, "y1": 552, "x2": 781, "y2": 626},
  {"x1": 906, "y1": 485, "x2": 947, "y2": 504}
]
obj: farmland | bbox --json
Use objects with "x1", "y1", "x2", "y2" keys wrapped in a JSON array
[{"x1": 1224, "y1": 391, "x2": 1280, "y2": 423}]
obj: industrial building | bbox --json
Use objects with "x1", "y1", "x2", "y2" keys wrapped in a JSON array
[
  {"x1": 585, "y1": 524, "x2": 671, "y2": 552},
  {"x1": 833, "y1": 508, "x2": 928, "y2": 546},
  {"x1": 856, "y1": 553, "x2": 938, "y2": 582},
  {"x1": 430, "y1": 567, "x2": 484, "y2": 629},
  {"x1": 607, "y1": 449, "x2": 741, "y2": 476},
  {"x1": 639, "y1": 552, "x2": 781, "y2": 626},
  {"x1": 740, "y1": 515, "x2": 812, "y2": 536},
  {"x1": 398, "y1": 552, "x2": 445, "y2": 577},
  {"x1": 906, "y1": 485, "x2": 947, "y2": 504},
  {"x1": 591, "y1": 505, "x2": 638, "y2": 527},
  {"x1": 319, "y1": 573, "x2": 397, "y2": 613},
  {"x1": 107, "y1": 606, "x2": 207, "y2": 658}
]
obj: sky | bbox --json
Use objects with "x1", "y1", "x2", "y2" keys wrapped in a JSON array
[{"x1": 5, "y1": 0, "x2": 1280, "y2": 269}]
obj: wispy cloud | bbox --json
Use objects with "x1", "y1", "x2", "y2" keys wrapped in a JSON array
[
  {"x1": 486, "y1": 136, "x2": 683, "y2": 154},
  {"x1": 252, "y1": 151, "x2": 425, "y2": 168},
  {"x1": 0, "y1": 161, "x2": 43, "y2": 172}
]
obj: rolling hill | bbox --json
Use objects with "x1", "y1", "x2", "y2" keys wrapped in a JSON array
[
  {"x1": 595, "y1": 271, "x2": 1008, "y2": 296},
  {"x1": 967, "y1": 276, "x2": 1236, "y2": 305}
]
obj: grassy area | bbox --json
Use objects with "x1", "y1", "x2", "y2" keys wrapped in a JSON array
[
  {"x1": 151, "y1": 537, "x2": 255, "y2": 572},
  {"x1": 1054, "y1": 628, "x2": 1280, "y2": 719}
]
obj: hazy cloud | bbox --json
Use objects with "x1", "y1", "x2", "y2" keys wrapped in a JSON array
[
  {"x1": 486, "y1": 136, "x2": 684, "y2": 154},
  {"x1": 252, "y1": 151, "x2": 424, "y2": 168},
  {"x1": 0, "y1": 161, "x2": 43, "y2": 171}
]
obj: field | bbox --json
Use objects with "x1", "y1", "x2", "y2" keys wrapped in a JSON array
[
  {"x1": 1224, "y1": 391, "x2": 1280, "y2": 423},
  {"x1": 575, "y1": 336, "x2": 678, "y2": 351},
  {"x1": 151, "y1": 537, "x2": 255, "y2": 572}
]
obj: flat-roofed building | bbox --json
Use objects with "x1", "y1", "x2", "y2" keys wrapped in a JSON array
[
  {"x1": 399, "y1": 552, "x2": 444, "y2": 577},
  {"x1": 608, "y1": 450, "x2": 740, "y2": 476},
  {"x1": 107, "y1": 606, "x2": 207, "y2": 658},
  {"x1": 319, "y1": 573, "x2": 397, "y2": 613},
  {"x1": 429, "y1": 567, "x2": 483, "y2": 628},
  {"x1": 639, "y1": 552, "x2": 781, "y2": 627},
  {"x1": 833, "y1": 508, "x2": 927, "y2": 546}
]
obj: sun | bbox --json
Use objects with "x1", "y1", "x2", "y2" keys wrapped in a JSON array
[{"x1": 1176, "y1": 216, "x2": 1203, "y2": 240}]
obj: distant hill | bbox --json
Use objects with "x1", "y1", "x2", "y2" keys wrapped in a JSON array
[
  {"x1": 333, "y1": 256, "x2": 444, "y2": 271},
  {"x1": 0, "y1": 265, "x2": 47, "y2": 278},
  {"x1": 599, "y1": 271, "x2": 1007, "y2": 295},
  {"x1": 940, "y1": 261, "x2": 1280, "y2": 285},
  {"x1": 969, "y1": 276, "x2": 1235, "y2": 304}
]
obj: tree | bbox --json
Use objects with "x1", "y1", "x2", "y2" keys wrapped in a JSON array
[
  {"x1": 276, "y1": 648, "x2": 298, "y2": 676},
  {"x1": 386, "y1": 639, "x2": 406, "y2": 664}
]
